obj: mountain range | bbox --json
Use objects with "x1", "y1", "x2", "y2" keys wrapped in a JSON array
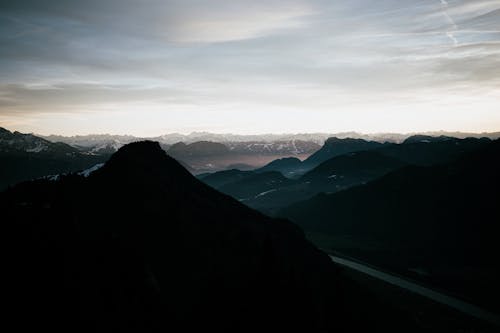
[
  {"x1": 42, "y1": 130, "x2": 500, "y2": 146},
  {"x1": 279, "y1": 139, "x2": 500, "y2": 312},
  {"x1": 199, "y1": 136, "x2": 491, "y2": 215},
  {"x1": 0, "y1": 127, "x2": 109, "y2": 190},
  {"x1": 2, "y1": 140, "x2": 423, "y2": 332},
  {"x1": 5, "y1": 126, "x2": 496, "y2": 177},
  {"x1": 3, "y1": 128, "x2": 499, "y2": 331},
  {"x1": 0, "y1": 127, "x2": 320, "y2": 188}
]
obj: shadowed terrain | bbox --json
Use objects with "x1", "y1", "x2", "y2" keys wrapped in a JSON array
[{"x1": 3, "y1": 141, "x2": 425, "y2": 332}]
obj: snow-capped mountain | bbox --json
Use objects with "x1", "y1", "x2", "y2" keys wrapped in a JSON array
[
  {"x1": 42, "y1": 134, "x2": 142, "y2": 154},
  {"x1": 0, "y1": 127, "x2": 77, "y2": 154},
  {"x1": 225, "y1": 140, "x2": 320, "y2": 155},
  {"x1": 41, "y1": 131, "x2": 500, "y2": 156},
  {"x1": 0, "y1": 127, "x2": 110, "y2": 190}
]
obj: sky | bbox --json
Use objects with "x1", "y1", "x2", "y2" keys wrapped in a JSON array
[{"x1": 0, "y1": 0, "x2": 499, "y2": 136}]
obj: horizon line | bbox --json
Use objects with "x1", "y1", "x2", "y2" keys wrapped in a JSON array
[{"x1": 2, "y1": 126, "x2": 500, "y2": 139}]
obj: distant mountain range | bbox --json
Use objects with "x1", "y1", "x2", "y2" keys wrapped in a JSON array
[
  {"x1": 199, "y1": 135, "x2": 492, "y2": 215},
  {"x1": 302, "y1": 137, "x2": 389, "y2": 167},
  {"x1": 38, "y1": 131, "x2": 324, "y2": 172},
  {"x1": 33, "y1": 129, "x2": 500, "y2": 174},
  {"x1": 166, "y1": 140, "x2": 320, "y2": 172},
  {"x1": 42, "y1": 130, "x2": 500, "y2": 146},
  {"x1": 1, "y1": 125, "x2": 497, "y2": 195},
  {"x1": 2, "y1": 141, "x2": 420, "y2": 332},
  {"x1": 0, "y1": 127, "x2": 321, "y2": 186}
]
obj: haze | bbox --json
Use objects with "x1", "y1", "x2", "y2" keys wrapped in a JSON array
[{"x1": 0, "y1": 0, "x2": 499, "y2": 136}]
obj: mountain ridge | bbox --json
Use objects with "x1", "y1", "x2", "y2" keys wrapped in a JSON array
[
  {"x1": 278, "y1": 139, "x2": 500, "y2": 312},
  {"x1": 4, "y1": 140, "x2": 392, "y2": 332}
]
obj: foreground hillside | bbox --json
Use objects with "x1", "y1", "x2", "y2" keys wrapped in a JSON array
[
  {"x1": 279, "y1": 139, "x2": 500, "y2": 312},
  {"x1": 2, "y1": 141, "x2": 425, "y2": 332}
]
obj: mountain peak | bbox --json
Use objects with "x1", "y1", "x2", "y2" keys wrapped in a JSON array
[
  {"x1": 403, "y1": 135, "x2": 454, "y2": 144},
  {"x1": 324, "y1": 137, "x2": 372, "y2": 145},
  {"x1": 112, "y1": 140, "x2": 165, "y2": 160},
  {"x1": 93, "y1": 140, "x2": 194, "y2": 186},
  {"x1": 304, "y1": 137, "x2": 384, "y2": 166}
]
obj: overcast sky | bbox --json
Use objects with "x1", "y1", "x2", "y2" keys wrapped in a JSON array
[{"x1": 0, "y1": 0, "x2": 499, "y2": 136}]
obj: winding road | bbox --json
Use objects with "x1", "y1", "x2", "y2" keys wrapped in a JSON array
[{"x1": 330, "y1": 255, "x2": 500, "y2": 327}]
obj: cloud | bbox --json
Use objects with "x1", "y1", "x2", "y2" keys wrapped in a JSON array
[
  {"x1": 0, "y1": 0, "x2": 499, "y2": 134},
  {"x1": 0, "y1": 0, "x2": 316, "y2": 42}
]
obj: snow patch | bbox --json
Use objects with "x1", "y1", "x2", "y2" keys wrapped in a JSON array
[
  {"x1": 78, "y1": 163, "x2": 105, "y2": 177},
  {"x1": 26, "y1": 143, "x2": 47, "y2": 153},
  {"x1": 255, "y1": 189, "x2": 277, "y2": 198}
]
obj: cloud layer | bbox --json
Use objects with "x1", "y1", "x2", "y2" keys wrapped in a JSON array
[{"x1": 0, "y1": 0, "x2": 499, "y2": 135}]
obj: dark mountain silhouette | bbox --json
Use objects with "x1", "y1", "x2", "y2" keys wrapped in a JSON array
[
  {"x1": 3, "y1": 141, "x2": 420, "y2": 332},
  {"x1": 199, "y1": 169, "x2": 255, "y2": 188},
  {"x1": 376, "y1": 136, "x2": 491, "y2": 166},
  {"x1": 256, "y1": 135, "x2": 490, "y2": 182},
  {"x1": 301, "y1": 151, "x2": 406, "y2": 184},
  {"x1": 168, "y1": 140, "x2": 230, "y2": 157},
  {"x1": 256, "y1": 157, "x2": 305, "y2": 177},
  {"x1": 218, "y1": 171, "x2": 295, "y2": 201},
  {"x1": 201, "y1": 150, "x2": 408, "y2": 215},
  {"x1": 246, "y1": 137, "x2": 390, "y2": 180},
  {"x1": 402, "y1": 135, "x2": 455, "y2": 144},
  {"x1": 303, "y1": 137, "x2": 386, "y2": 167},
  {"x1": 166, "y1": 140, "x2": 318, "y2": 173},
  {"x1": 0, "y1": 126, "x2": 78, "y2": 154},
  {"x1": 225, "y1": 162, "x2": 255, "y2": 170},
  {"x1": 254, "y1": 151, "x2": 406, "y2": 215},
  {"x1": 203, "y1": 136, "x2": 492, "y2": 215},
  {"x1": 0, "y1": 127, "x2": 109, "y2": 190},
  {"x1": 279, "y1": 139, "x2": 500, "y2": 311}
]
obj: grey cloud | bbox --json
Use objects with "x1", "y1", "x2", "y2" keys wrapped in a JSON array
[
  {"x1": 0, "y1": 83, "x2": 204, "y2": 114},
  {"x1": 0, "y1": 0, "x2": 499, "y2": 130}
]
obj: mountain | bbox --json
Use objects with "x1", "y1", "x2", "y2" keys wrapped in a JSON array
[
  {"x1": 225, "y1": 140, "x2": 320, "y2": 155},
  {"x1": 1, "y1": 127, "x2": 78, "y2": 154},
  {"x1": 166, "y1": 141, "x2": 233, "y2": 172},
  {"x1": 165, "y1": 140, "x2": 319, "y2": 173},
  {"x1": 167, "y1": 141, "x2": 230, "y2": 157},
  {"x1": 218, "y1": 171, "x2": 295, "y2": 202},
  {"x1": 154, "y1": 132, "x2": 333, "y2": 144},
  {"x1": 201, "y1": 150, "x2": 407, "y2": 216},
  {"x1": 377, "y1": 136, "x2": 491, "y2": 166},
  {"x1": 303, "y1": 137, "x2": 387, "y2": 168},
  {"x1": 4, "y1": 141, "x2": 422, "y2": 332},
  {"x1": 402, "y1": 135, "x2": 455, "y2": 144},
  {"x1": 279, "y1": 139, "x2": 500, "y2": 312},
  {"x1": 0, "y1": 127, "x2": 109, "y2": 190},
  {"x1": 255, "y1": 157, "x2": 304, "y2": 177},
  {"x1": 199, "y1": 136, "x2": 492, "y2": 216},
  {"x1": 42, "y1": 131, "x2": 500, "y2": 151},
  {"x1": 249, "y1": 151, "x2": 406, "y2": 215},
  {"x1": 301, "y1": 151, "x2": 407, "y2": 185},
  {"x1": 247, "y1": 137, "x2": 391, "y2": 180},
  {"x1": 198, "y1": 169, "x2": 255, "y2": 188},
  {"x1": 41, "y1": 132, "x2": 499, "y2": 175},
  {"x1": 42, "y1": 133, "x2": 142, "y2": 154}
]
